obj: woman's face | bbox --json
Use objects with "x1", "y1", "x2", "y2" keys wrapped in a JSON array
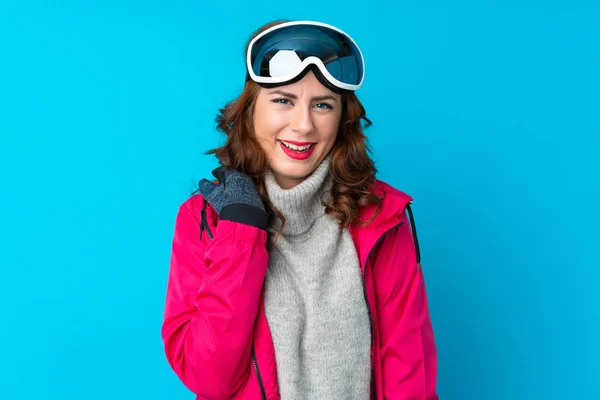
[{"x1": 253, "y1": 70, "x2": 342, "y2": 189}]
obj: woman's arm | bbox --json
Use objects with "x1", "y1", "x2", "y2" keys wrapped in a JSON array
[
  {"x1": 373, "y1": 207, "x2": 439, "y2": 400},
  {"x1": 161, "y1": 198, "x2": 269, "y2": 398}
]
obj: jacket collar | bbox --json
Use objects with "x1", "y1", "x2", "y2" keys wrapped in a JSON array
[
  {"x1": 349, "y1": 180, "x2": 413, "y2": 272},
  {"x1": 201, "y1": 179, "x2": 412, "y2": 271}
]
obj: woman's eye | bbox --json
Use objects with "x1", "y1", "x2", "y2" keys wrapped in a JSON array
[
  {"x1": 314, "y1": 102, "x2": 333, "y2": 110},
  {"x1": 273, "y1": 98, "x2": 292, "y2": 105}
]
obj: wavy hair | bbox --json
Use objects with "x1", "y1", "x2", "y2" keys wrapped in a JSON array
[{"x1": 202, "y1": 20, "x2": 383, "y2": 248}]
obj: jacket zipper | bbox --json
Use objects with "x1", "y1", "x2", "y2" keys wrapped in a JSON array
[
  {"x1": 200, "y1": 199, "x2": 213, "y2": 240},
  {"x1": 362, "y1": 220, "x2": 405, "y2": 400},
  {"x1": 251, "y1": 344, "x2": 267, "y2": 400}
]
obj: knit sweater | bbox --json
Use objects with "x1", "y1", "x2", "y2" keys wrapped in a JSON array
[{"x1": 263, "y1": 154, "x2": 371, "y2": 400}]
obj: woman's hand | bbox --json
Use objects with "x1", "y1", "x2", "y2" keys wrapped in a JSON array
[{"x1": 198, "y1": 166, "x2": 268, "y2": 231}]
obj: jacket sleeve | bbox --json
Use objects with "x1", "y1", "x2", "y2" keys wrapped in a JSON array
[
  {"x1": 373, "y1": 205, "x2": 439, "y2": 400},
  {"x1": 161, "y1": 198, "x2": 269, "y2": 399}
]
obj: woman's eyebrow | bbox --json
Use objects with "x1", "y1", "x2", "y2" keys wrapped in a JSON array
[
  {"x1": 268, "y1": 90, "x2": 338, "y2": 103},
  {"x1": 311, "y1": 94, "x2": 338, "y2": 102}
]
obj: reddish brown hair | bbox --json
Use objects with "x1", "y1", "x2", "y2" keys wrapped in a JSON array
[{"x1": 204, "y1": 20, "x2": 382, "y2": 247}]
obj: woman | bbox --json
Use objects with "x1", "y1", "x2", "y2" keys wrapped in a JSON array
[{"x1": 162, "y1": 20, "x2": 439, "y2": 400}]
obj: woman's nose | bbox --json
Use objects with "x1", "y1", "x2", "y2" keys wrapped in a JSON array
[{"x1": 290, "y1": 104, "x2": 315, "y2": 135}]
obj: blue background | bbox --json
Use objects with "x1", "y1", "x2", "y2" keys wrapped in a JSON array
[{"x1": 1, "y1": 1, "x2": 598, "y2": 399}]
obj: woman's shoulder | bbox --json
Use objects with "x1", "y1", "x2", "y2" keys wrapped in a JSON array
[
  {"x1": 372, "y1": 179, "x2": 422, "y2": 263},
  {"x1": 352, "y1": 178, "x2": 415, "y2": 229},
  {"x1": 373, "y1": 178, "x2": 414, "y2": 209}
]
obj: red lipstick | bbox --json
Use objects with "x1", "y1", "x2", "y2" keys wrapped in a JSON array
[{"x1": 279, "y1": 140, "x2": 316, "y2": 161}]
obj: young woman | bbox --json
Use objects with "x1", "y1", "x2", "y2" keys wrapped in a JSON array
[{"x1": 162, "y1": 20, "x2": 439, "y2": 400}]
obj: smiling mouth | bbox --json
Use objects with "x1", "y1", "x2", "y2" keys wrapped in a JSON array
[{"x1": 278, "y1": 140, "x2": 316, "y2": 152}]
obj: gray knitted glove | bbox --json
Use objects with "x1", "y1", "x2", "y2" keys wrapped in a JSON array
[{"x1": 198, "y1": 166, "x2": 267, "y2": 231}]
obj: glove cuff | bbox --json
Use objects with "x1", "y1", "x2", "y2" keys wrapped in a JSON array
[{"x1": 219, "y1": 203, "x2": 268, "y2": 231}]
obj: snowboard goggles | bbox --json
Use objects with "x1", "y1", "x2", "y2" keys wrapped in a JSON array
[{"x1": 245, "y1": 21, "x2": 365, "y2": 92}]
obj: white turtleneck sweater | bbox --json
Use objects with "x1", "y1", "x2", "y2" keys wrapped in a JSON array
[{"x1": 263, "y1": 154, "x2": 371, "y2": 400}]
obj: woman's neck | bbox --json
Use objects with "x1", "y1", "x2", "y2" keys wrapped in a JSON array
[{"x1": 264, "y1": 154, "x2": 333, "y2": 236}]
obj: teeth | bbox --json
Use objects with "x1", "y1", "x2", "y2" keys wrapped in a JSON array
[{"x1": 281, "y1": 141, "x2": 312, "y2": 151}]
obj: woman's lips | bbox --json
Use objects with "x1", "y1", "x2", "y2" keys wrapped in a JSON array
[{"x1": 279, "y1": 141, "x2": 316, "y2": 160}]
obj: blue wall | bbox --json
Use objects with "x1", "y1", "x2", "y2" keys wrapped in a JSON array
[{"x1": 1, "y1": 1, "x2": 598, "y2": 399}]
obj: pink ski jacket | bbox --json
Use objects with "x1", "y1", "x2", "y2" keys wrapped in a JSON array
[{"x1": 162, "y1": 179, "x2": 439, "y2": 399}]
